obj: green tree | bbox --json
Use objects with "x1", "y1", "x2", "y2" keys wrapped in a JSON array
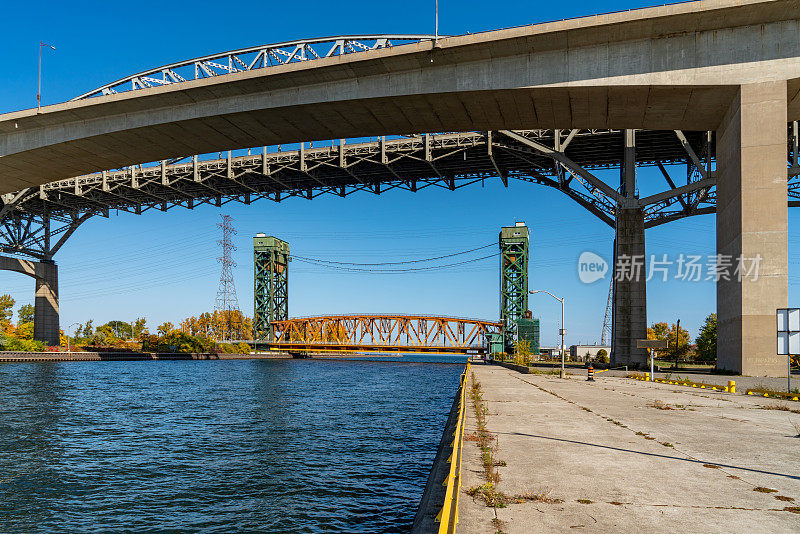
[
  {"x1": 695, "y1": 313, "x2": 717, "y2": 363},
  {"x1": 132, "y1": 318, "x2": 147, "y2": 340},
  {"x1": 82, "y1": 320, "x2": 94, "y2": 338},
  {"x1": 17, "y1": 304, "x2": 34, "y2": 325},
  {"x1": 100, "y1": 320, "x2": 132, "y2": 339},
  {"x1": 596, "y1": 349, "x2": 609, "y2": 364},
  {"x1": 514, "y1": 339, "x2": 532, "y2": 366},
  {"x1": 0, "y1": 294, "x2": 15, "y2": 330}
]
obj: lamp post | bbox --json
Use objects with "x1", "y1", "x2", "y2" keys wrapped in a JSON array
[
  {"x1": 38, "y1": 42, "x2": 56, "y2": 112},
  {"x1": 530, "y1": 290, "x2": 566, "y2": 378},
  {"x1": 67, "y1": 322, "x2": 79, "y2": 353}
]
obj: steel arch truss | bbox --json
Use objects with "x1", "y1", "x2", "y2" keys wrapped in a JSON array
[
  {"x1": 271, "y1": 315, "x2": 502, "y2": 354},
  {"x1": 71, "y1": 36, "x2": 435, "y2": 100}
]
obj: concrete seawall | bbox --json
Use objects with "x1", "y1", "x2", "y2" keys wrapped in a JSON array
[
  {"x1": 0, "y1": 351, "x2": 292, "y2": 362},
  {"x1": 411, "y1": 367, "x2": 466, "y2": 533}
]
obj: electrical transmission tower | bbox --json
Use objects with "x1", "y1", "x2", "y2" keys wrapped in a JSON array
[
  {"x1": 601, "y1": 279, "x2": 613, "y2": 345},
  {"x1": 215, "y1": 214, "x2": 240, "y2": 341}
]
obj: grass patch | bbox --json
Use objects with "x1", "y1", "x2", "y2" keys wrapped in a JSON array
[
  {"x1": 754, "y1": 487, "x2": 778, "y2": 493},
  {"x1": 783, "y1": 506, "x2": 800, "y2": 514},
  {"x1": 661, "y1": 442, "x2": 675, "y2": 448},
  {"x1": 703, "y1": 464, "x2": 721, "y2": 469},
  {"x1": 609, "y1": 501, "x2": 624, "y2": 506},
  {"x1": 727, "y1": 475, "x2": 740, "y2": 479},
  {"x1": 775, "y1": 495, "x2": 795, "y2": 502},
  {"x1": 491, "y1": 517, "x2": 506, "y2": 534},
  {"x1": 761, "y1": 403, "x2": 800, "y2": 414},
  {"x1": 576, "y1": 499, "x2": 593, "y2": 504},
  {"x1": 649, "y1": 400, "x2": 674, "y2": 410}
]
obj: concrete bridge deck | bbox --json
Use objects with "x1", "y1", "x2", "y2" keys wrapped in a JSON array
[{"x1": 458, "y1": 365, "x2": 800, "y2": 533}]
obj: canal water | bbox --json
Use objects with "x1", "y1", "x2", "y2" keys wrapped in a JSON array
[{"x1": 0, "y1": 358, "x2": 465, "y2": 533}]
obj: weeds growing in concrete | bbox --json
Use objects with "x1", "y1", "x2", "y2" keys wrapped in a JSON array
[
  {"x1": 649, "y1": 400, "x2": 674, "y2": 410},
  {"x1": 761, "y1": 403, "x2": 800, "y2": 414},
  {"x1": 754, "y1": 487, "x2": 778, "y2": 493},
  {"x1": 466, "y1": 373, "x2": 561, "y2": 514},
  {"x1": 775, "y1": 495, "x2": 795, "y2": 502},
  {"x1": 577, "y1": 499, "x2": 593, "y2": 504},
  {"x1": 791, "y1": 419, "x2": 800, "y2": 438}
]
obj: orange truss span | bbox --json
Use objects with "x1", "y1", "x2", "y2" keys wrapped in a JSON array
[{"x1": 270, "y1": 315, "x2": 501, "y2": 354}]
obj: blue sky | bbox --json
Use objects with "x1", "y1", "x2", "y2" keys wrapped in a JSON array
[{"x1": 1, "y1": 0, "x2": 798, "y2": 345}]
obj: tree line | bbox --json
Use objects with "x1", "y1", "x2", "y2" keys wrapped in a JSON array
[{"x1": 0, "y1": 294, "x2": 251, "y2": 354}]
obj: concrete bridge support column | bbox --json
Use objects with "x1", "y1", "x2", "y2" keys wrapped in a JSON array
[
  {"x1": 716, "y1": 82, "x2": 788, "y2": 376},
  {"x1": 33, "y1": 262, "x2": 59, "y2": 346},
  {"x1": 0, "y1": 256, "x2": 60, "y2": 346},
  {"x1": 612, "y1": 130, "x2": 648, "y2": 369},
  {"x1": 613, "y1": 208, "x2": 648, "y2": 368}
]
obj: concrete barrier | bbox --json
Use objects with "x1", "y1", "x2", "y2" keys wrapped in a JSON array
[
  {"x1": 0, "y1": 351, "x2": 291, "y2": 362},
  {"x1": 412, "y1": 364, "x2": 469, "y2": 533}
]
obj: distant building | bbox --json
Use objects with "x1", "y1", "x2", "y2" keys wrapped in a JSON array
[{"x1": 570, "y1": 344, "x2": 611, "y2": 362}]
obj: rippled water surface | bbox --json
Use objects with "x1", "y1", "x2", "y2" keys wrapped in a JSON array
[{"x1": 0, "y1": 359, "x2": 463, "y2": 533}]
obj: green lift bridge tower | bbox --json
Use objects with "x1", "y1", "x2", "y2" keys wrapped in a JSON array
[
  {"x1": 500, "y1": 222, "x2": 538, "y2": 353},
  {"x1": 254, "y1": 234, "x2": 289, "y2": 341}
]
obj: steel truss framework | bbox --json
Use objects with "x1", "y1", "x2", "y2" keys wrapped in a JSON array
[
  {"x1": 70, "y1": 36, "x2": 435, "y2": 101},
  {"x1": 5, "y1": 124, "x2": 800, "y2": 260},
  {"x1": 270, "y1": 315, "x2": 502, "y2": 354},
  {"x1": 253, "y1": 237, "x2": 289, "y2": 341},
  {"x1": 500, "y1": 226, "x2": 529, "y2": 350}
]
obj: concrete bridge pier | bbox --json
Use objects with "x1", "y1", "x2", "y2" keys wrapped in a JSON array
[
  {"x1": 612, "y1": 130, "x2": 649, "y2": 369},
  {"x1": 716, "y1": 82, "x2": 788, "y2": 376},
  {"x1": 0, "y1": 256, "x2": 60, "y2": 346}
]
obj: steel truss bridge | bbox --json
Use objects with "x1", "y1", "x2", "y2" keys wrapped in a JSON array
[
  {"x1": 3, "y1": 34, "x2": 800, "y2": 261},
  {"x1": 269, "y1": 315, "x2": 501, "y2": 354},
  {"x1": 8, "y1": 124, "x2": 800, "y2": 261}
]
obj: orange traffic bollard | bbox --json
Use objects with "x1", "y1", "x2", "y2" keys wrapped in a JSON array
[{"x1": 587, "y1": 365, "x2": 594, "y2": 381}]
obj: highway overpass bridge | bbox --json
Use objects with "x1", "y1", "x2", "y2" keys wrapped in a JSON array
[{"x1": 1, "y1": 0, "x2": 799, "y2": 375}]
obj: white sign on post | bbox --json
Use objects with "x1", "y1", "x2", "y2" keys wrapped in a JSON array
[
  {"x1": 776, "y1": 308, "x2": 799, "y2": 394},
  {"x1": 776, "y1": 308, "x2": 800, "y2": 355}
]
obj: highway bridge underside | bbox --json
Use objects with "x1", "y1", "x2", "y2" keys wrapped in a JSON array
[{"x1": 0, "y1": 105, "x2": 795, "y2": 375}]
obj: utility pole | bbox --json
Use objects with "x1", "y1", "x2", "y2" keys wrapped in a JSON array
[
  {"x1": 38, "y1": 42, "x2": 56, "y2": 112},
  {"x1": 215, "y1": 214, "x2": 241, "y2": 341},
  {"x1": 435, "y1": 0, "x2": 439, "y2": 44},
  {"x1": 673, "y1": 319, "x2": 681, "y2": 369}
]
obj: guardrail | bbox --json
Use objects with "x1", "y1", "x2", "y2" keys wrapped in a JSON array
[
  {"x1": 629, "y1": 373, "x2": 736, "y2": 393},
  {"x1": 436, "y1": 362, "x2": 470, "y2": 533},
  {"x1": 745, "y1": 389, "x2": 800, "y2": 401}
]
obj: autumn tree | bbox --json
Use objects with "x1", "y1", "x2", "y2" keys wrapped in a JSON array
[
  {"x1": 157, "y1": 322, "x2": 174, "y2": 336},
  {"x1": 647, "y1": 321, "x2": 690, "y2": 361},
  {"x1": 0, "y1": 294, "x2": 15, "y2": 332}
]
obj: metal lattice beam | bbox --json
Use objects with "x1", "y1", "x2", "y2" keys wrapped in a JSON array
[
  {"x1": 271, "y1": 314, "x2": 501, "y2": 354},
  {"x1": 70, "y1": 36, "x2": 436, "y2": 101}
]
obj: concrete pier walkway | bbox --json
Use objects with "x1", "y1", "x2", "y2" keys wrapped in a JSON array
[{"x1": 458, "y1": 365, "x2": 800, "y2": 533}]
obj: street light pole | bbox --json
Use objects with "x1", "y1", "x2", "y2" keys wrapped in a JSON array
[
  {"x1": 37, "y1": 42, "x2": 56, "y2": 112},
  {"x1": 530, "y1": 290, "x2": 566, "y2": 379}
]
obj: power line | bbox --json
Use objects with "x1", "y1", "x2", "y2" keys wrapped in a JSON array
[
  {"x1": 290, "y1": 242, "x2": 495, "y2": 266},
  {"x1": 292, "y1": 252, "x2": 499, "y2": 273}
]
